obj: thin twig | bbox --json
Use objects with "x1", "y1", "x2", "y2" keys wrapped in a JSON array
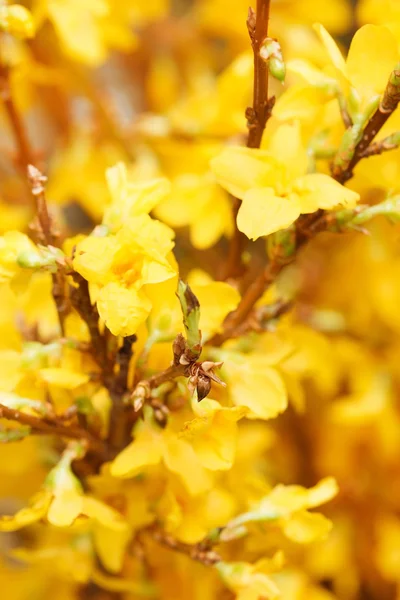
[
  {"x1": 107, "y1": 335, "x2": 136, "y2": 453},
  {"x1": 209, "y1": 258, "x2": 281, "y2": 346},
  {"x1": 0, "y1": 63, "x2": 34, "y2": 170},
  {"x1": 1, "y1": 66, "x2": 69, "y2": 335},
  {"x1": 0, "y1": 404, "x2": 106, "y2": 455},
  {"x1": 223, "y1": 0, "x2": 272, "y2": 280},
  {"x1": 208, "y1": 213, "x2": 333, "y2": 347},
  {"x1": 149, "y1": 525, "x2": 221, "y2": 566},
  {"x1": 358, "y1": 134, "x2": 400, "y2": 158},
  {"x1": 332, "y1": 63, "x2": 400, "y2": 183},
  {"x1": 246, "y1": 1, "x2": 272, "y2": 149}
]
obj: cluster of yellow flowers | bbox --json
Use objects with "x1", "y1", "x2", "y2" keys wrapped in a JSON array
[{"x1": 1, "y1": 1, "x2": 400, "y2": 599}]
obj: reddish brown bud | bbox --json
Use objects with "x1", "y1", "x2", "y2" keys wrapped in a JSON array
[{"x1": 196, "y1": 373, "x2": 212, "y2": 402}]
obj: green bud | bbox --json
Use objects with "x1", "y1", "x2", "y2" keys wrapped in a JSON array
[
  {"x1": 0, "y1": 391, "x2": 50, "y2": 416},
  {"x1": 0, "y1": 425, "x2": 31, "y2": 443},
  {"x1": 17, "y1": 245, "x2": 64, "y2": 271},
  {"x1": 268, "y1": 56, "x2": 286, "y2": 83},
  {"x1": 177, "y1": 280, "x2": 202, "y2": 358},
  {"x1": 352, "y1": 196, "x2": 400, "y2": 225},
  {"x1": 259, "y1": 37, "x2": 285, "y2": 83},
  {"x1": 219, "y1": 524, "x2": 248, "y2": 542},
  {"x1": 75, "y1": 396, "x2": 95, "y2": 415},
  {"x1": 267, "y1": 226, "x2": 296, "y2": 260},
  {"x1": 45, "y1": 442, "x2": 85, "y2": 492},
  {"x1": 17, "y1": 250, "x2": 54, "y2": 270}
]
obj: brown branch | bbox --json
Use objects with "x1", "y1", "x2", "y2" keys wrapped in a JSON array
[
  {"x1": 358, "y1": 135, "x2": 400, "y2": 158},
  {"x1": 0, "y1": 404, "x2": 106, "y2": 456},
  {"x1": 70, "y1": 273, "x2": 109, "y2": 373},
  {"x1": 208, "y1": 214, "x2": 333, "y2": 347},
  {"x1": 223, "y1": 0, "x2": 272, "y2": 281},
  {"x1": 332, "y1": 64, "x2": 400, "y2": 183},
  {"x1": 147, "y1": 363, "x2": 186, "y2": 390},
  {"x1": 246, "y1": 1, "x2": 272, "y2": 149},
  {"x1": 0, "y1": 62, "x2": 69, "y2": 335},
  {"x1": 232, "y1": 298, "x2": 293, "y2": 337},
  {"x1": 149, "y1": 525, "x2": 221, "y2": 566},
  {"x1": 0, "y1": 63, "x2": 34, "y2": 170},
  {"x1": 107, "y1": 335, "x2": 136, "y2": 454},
  {"x1": 221, "y1": 197, "x2": 247, "y2": 280},
  {"x1": 209, "y1": 258, "x2": 281, "y2": 346}
]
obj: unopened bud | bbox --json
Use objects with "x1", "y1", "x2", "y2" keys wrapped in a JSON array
[
  {"x1": 196, "y1": 373, "x2": 212, "y2": 402},
  {"x1": 268, "y1": 57, "x2": 286, "y2": 83},
  {"x1": 259, "y1": 38, "x2": 285, "y2": 83},
  {"x1": 172, "y1": 333, "x2": 186, "y2": 365},
  {"x1": 153, "y1": 403, "x2": 169, "y2": 428}
]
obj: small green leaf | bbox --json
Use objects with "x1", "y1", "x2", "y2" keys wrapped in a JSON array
[
  {"x1": 177, "y1": 280, "x2": 202, "y2": 358},
  {"x1": 0, "y1": 425, "x2": 31, "y2": 443},
  {"x1": 0, "y1": 391, "x2": 50, "y2": 416}
]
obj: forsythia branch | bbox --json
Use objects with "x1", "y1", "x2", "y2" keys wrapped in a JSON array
[
  {"x1": 149, "y1": 525, "x2": 221, "y2": 566},
  {"x1": 223, "y1": 0, "x2": 273, "y2": 280},
  {"x1": 0, "y1": 62, "x2": 34, "y2": 169},
  {"x1": 332, "y1": 62, "x2": 400, "y2": 183},
  {"x1": 358, "y1": 131, "x2": 400, "y2": 158},
  {"x1": 0, "y1": 403, "x2": 106, "y2": 455},
  {"x1": 70, "y1": 272, "x2": 110, "y2": 373}
]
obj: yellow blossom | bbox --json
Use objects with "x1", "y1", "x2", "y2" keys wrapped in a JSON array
[
  {"x1": 111, "y1": 411, "x2": 214, "y2": 496},
  {"x1": 211, "y1": 121, "x2": 358, "y2": 240},
  {"x1": 0, "y1": 4, "x2": 35, "y2": 39},
  {"x1": 179, "y1": 397, "x2": 247, "y2": 471},
  {"x1": 73, "y1": 165, "x2": 176, "y2": 336},
  {"x1": 313, "y1": 24, "x2": 400, "y2": 109},
  {"x1": 32, "y1": 0, "x2": 146, "y2": 65},
  {"x1": 217, "y1": 347, "x2": 288, "y2": 420},
  {"x1": 216, "y1": 560, "x2": 280, "y2": 600},
  {"x1": 225, "y1": 477, "x2": 338, "y2": 545}
]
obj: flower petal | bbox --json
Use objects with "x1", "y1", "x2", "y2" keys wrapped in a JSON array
[
  {"x1": 0, "y1": 491, "x2": 51, "y2": 531},
  {"x1": 293, "y1": 173, "x2": 359, "y2": 213},
  {"x1": 283, "y1": 510, "x2": 333, "y2": 543},
  {"x1": 313, "y1": 23, "x2": 347, "y2": 74},
  {"x1": 266, "y1": 121, "x2": 308, "y2": 181},
  {"x1": 237, "y1": 188, "x2": 301, "y2": 240},
  {"x1": 346, "y1": 25, "x2": 399, "y2": 101},
  {"x1": 210, "y1": 147, "x2": 282, "y2": 200},
  {"x1": 97, "y1": 283, "x2": 152, "y2": 337},
  {"x1": 111, "y1": 427, "x2": 163, "y2": 478}
]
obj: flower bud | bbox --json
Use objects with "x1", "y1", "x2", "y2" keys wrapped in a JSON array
[
  {"x1": 259, "y1": 38, "x2": 285, "y2": 83},
  {"x1": 196, "y1": 373, "x2": 212, "y2": 401}
]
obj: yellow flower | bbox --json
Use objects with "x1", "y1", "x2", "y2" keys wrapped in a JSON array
[
  {"x1": 156, "y1": 485, "x2": 236, "y2": 544},
  {"x1": 179, "y1": 397, "x2": 247, "y2": 471},
  {"x1": 0, "y1": 231, "x2": 41, "y2": 292},
  {"x1": 358, "y1": 0, "x2": 400, "y2": 42},
  {"x1": 73, "y1": 164, "x2": 176, "y2": 336},
  {"x1": 104, "y1": 162, "x2": 171, "y2": 232},
  {"x1": 313, "y1": 24, "x2": 400, "y2": 109},
  {"x1": 47, "y1": 134, "x2": 125, "y2": 221},
  {"x1": 111, "y1": 411, "x2": 213, "y2": 496},
  {"x1": 226, "y1": 477, "x2": 338, "y2": 545},
  {"x1": 0, "y1": 4, "x2": 35, "y2": 39},
  {"x1": 216, "y1": 560, "x2": 280, "y2": 600},
  {"x1": 0, "y1": 490, "x2": 51, "y2": 531},
  {"x1": 211, "y1": 122, "x2": 358, "y2": 240},
  {"x1": 167, "y1": 52, "x2": 253, "y2": 138},
  {"x1": 33, "y1": 0, "x2": 154, "y2": 65},
  {"x1": 153, "y1": 142, "x2": 233, "y2": 250},
  {"x1": 217, "y1": 347, "x2": 288, "y2": 420}
]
